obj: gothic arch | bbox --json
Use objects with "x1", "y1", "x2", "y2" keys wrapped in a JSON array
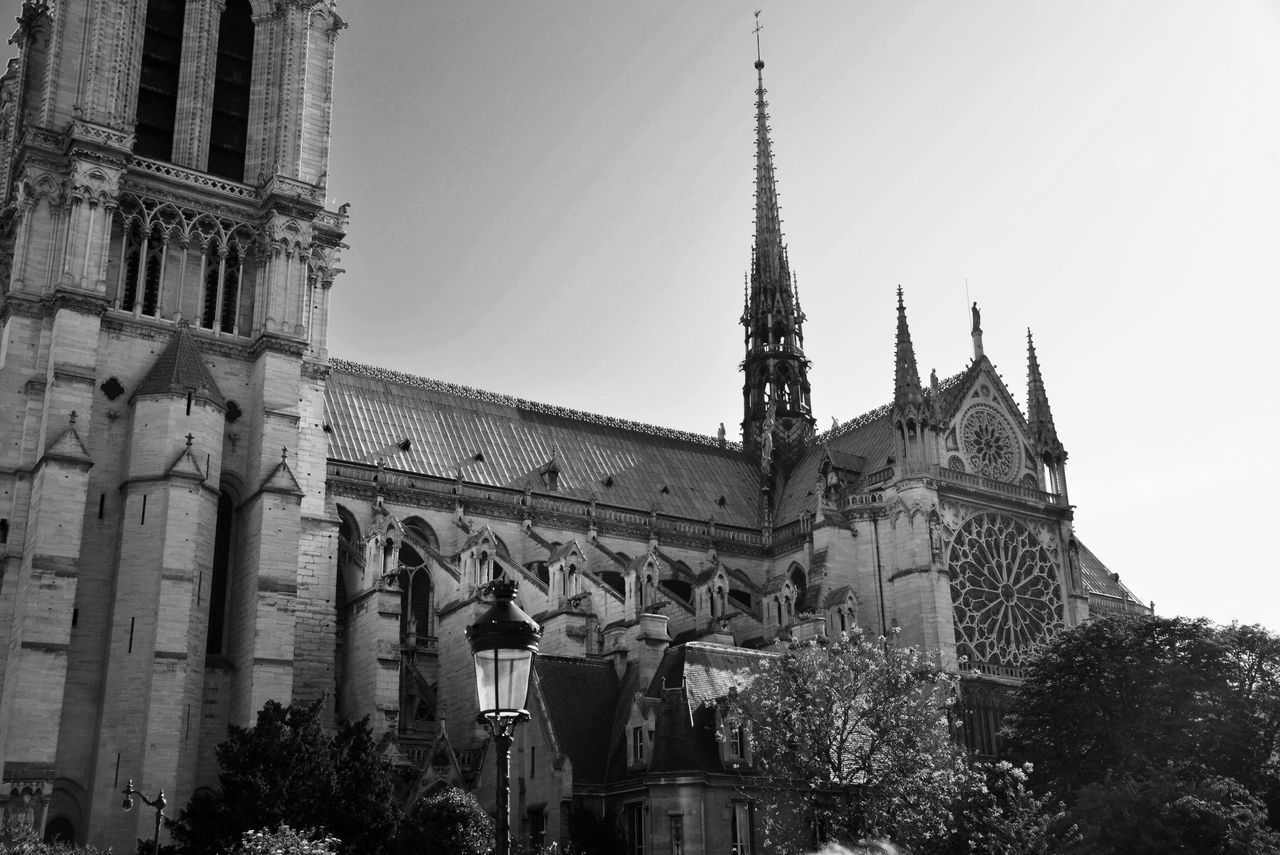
[
  {"x1": 787, "y1": 562, "x2": 806, "y2": 593},
  {"x1": 398, "y1": 516, "x2": 438, "y2": 638}
]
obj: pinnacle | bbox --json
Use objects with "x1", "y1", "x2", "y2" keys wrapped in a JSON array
[{"x1": 893, "y1": 288, "x2": 925, "y2": 414}]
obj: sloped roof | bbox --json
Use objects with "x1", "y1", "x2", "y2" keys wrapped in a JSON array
[
  {"x1": 774, "y1": 406, "x2": 895, "y2": 524},
  {"x1": 647, "y1": 641, "x2": 774, "y2": 710},
  {"x1": 325, "y1": 361, "x2": 761, "y2": 526},
  {"x1": 535, "y1": 656, "x2": 620, "y2": 785},
  {"x1": 647, "y1": 689, "x2": 724, "y2": 774},
  {"x1": 133, "y1": 325, "x2": 225, "y2": 406},
  {"x1": 1078, "y1": 539, "x2": 1145, "y2": 605},
  {"x1": 774, "y1": 371, "x2": 966, "y2": 524}
]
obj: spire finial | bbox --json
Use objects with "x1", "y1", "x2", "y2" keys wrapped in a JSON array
[
  {"x1": 753, "y1": 10, "x2": 764, "y2": 68},
  {"x1": 185, "y1": 433, "x2": 194, "y2": 448}
]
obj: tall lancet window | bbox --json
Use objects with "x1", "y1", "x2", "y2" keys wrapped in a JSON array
[
  {"x1": 134, "y1": 0, "x2": 186, "y2": 161},
  {"x1": 118, "y1": 222, "x2": 164, "y2": 317},
  {"x1": 200, "y1": 243, "x2": 246, "y2": 334},
  {"x1": 208, "y1": 0, "x2": 254, "y2": 181},
  {"x1": 206, "y1": 490, "x2": 235, "y2": 655}
]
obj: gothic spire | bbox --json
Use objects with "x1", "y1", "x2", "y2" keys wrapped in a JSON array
[
  {"x1": 1026, "y1": 330, "x2": 1065, "y2": 460},
  {"x1": 893, "y1": 287, "x2": 925, "y2": 418},
  {"x1": 740, "y1": 43, "x2": 814, "y2": 478}
]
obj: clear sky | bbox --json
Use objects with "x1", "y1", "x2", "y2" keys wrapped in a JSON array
[{"x1": 14, "y1": 1, "x2": 1280, "y2": 630}]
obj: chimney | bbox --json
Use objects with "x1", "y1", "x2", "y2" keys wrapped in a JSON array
[
  {"x1": 634, "y1": 612, "x2": 672, "y2": 691},
  {"x1": 535, "y1": 604, "x2": 593, "y2": 658},
  {"x1": 603, "y1": 623, "x2": 629, "y2": 678},
  {"x1": 790, "y1": 615, "x2": 828, "y2": 645}
]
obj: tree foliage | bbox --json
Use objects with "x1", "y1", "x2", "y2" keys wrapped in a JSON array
[
  {"x1": 940, "y1": 761, "x2": 1077, "y2": 855},
  {"x1": 170, "y1": 699, "x2": 399, "y2": 855},
  {"x1": 396, "y1": 787, "x2": 492, "y2": 855},
  {"x1": 728, "y1": 630, "x2": 968, "y2": 853},
  {"x1": 228, "y1": 826, "x2": 339, "y2": 855},
  {"x1": 0, "y1": 818, "x2": 104, "y2": 855},
  {"x1": 1005, "y1": 614, "x2": 1280, "y2": 854}
]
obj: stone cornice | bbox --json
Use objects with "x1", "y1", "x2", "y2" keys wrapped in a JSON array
[{"x1": 250, "y1": 332, "x2": 308, "y2": 359}]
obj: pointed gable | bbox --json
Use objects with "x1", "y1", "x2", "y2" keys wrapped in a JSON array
[
  {"x1": 41, "y1": 423, "x2": 93, "y2": 468},
  {"x1": 132, "y1": 325, "x2": 225, "y2": 408}
]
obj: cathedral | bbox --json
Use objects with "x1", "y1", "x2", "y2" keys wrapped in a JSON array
[{"x1": 0, "y1": 3, "x2": 1147, "y2": 853}]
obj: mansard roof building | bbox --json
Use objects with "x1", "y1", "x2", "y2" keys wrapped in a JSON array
[{"x1": 0, "y1": 3, "x2": 1146, "y2": 853}]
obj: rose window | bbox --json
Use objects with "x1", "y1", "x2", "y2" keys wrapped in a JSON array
[
  {"x1": 961, "y1": 404, "x2": 1017, "y2": 481},
  {"x1": 949, "y1": 513, "x2": 1063, "y2": 669}
]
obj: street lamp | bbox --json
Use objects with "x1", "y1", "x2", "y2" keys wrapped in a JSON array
[
  {"x1": 466, "y1": 578, "x2": 541, "y2": 855},
  {"x1": 121, "y1": 779, "x2": 166, "y2": 855}
]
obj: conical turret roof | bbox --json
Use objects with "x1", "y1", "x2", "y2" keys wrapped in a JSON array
[{"x1": 132, "y1": 325, "x2": 226, "y2": 408}]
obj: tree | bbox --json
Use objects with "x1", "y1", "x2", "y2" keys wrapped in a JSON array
[
  {"x1": 228, "y1": 826, "x2": 340, "y2": 855},
  {"x1": 170, "y1": 699, "x2": 399, "y2": 855},
  {"x1": 1004, "y1": 614, "x2": 1280, "y2": 853},
  {"x1": 1005, "y1": 615, "x2": 1240, "y2": 793},
  {"x1": 941, "y1": 761, "x2": 1077, "y2": 855},
  {"x1": 727, "y1": 630, "x2": 968, "y2": 853},
  {"x1": 0, "y1": 817, "x2": 105, "y2": 855},
  {"x1": 1067, "y1": 768, "x2": 1280, "y2": 855},
  {"x1": 396, "y1": 787, "x2": 492, "y2": 855}
]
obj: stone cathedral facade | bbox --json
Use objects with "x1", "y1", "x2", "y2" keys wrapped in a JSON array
[{"x1": 0, "y1": 4, "x2": 1146, "y2": 853}]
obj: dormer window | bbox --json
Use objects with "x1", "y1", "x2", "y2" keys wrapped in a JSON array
[
  {"x1": 631, "y1": 725, "x2": 646, "y2": 763},
  {"x1": 720, "y1": 711, "x2": 751, "y2": 767}
]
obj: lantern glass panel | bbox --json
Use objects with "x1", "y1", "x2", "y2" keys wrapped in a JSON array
[{"x1": 473, "y1": 646, "x2": 533, "y2": 716}]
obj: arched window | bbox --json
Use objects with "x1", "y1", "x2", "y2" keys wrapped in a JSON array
[
  {"x1": 141, "y1": 229, "x2": 164, "y2": 316},
  {"x1": 135, "y1": 0, "x2": 186, "y2": 161},
  {"x1": 788, "y1": 563, "x2": 807, "y2": 593},
  {"x1": 43, "y1": 817, "x2": 74, "y2": 844},
  {"x1": 119, "y1": 222, "x2": 143, "y2": 311},
  {"x1": 200, "y1": 249, "x2": 222, "y2": 330},
  {"x1": 206, "y1": 490, "x2": 234, "y2": 655},
  {"x1": 218, "y1": 244, "x2": 241, "y2": 332},
  {"x1": 208, "y1": 0, "x2": 254, "y2": 180}
]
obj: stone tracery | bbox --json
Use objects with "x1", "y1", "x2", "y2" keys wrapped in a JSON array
[
  {"x1": 949, "y1": 512, "x2": 1063, "y2": 670},
  {"x1": 960, "y1": 403, "x2": 1017, "y2": 481}
]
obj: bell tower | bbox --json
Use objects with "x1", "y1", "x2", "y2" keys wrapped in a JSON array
[
  {"x1": 740, "y1": 50, "x2": 814, "y2": 484},
  {"x1": 0, "y1": 1, "x2": 347, "y2": 849}
]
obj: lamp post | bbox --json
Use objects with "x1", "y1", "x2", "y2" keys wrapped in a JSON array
[
  {"x1": 121, "y1": 779, "x2": 166, "y2": 855},
  {"x1": 466, "y1": 578, "x2": 541, "y2": 855}
]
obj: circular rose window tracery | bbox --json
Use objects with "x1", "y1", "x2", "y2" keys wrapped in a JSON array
[
  {"x1": 949, "y1": 513, "x2": 1063, "y2": 669},
  {"x1": 961, "y1": 403, "x2": 1017, "y2": 481}
]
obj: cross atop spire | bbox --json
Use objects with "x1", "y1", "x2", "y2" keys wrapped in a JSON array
[{"x1": 754, "y1": 10, "x2": 764, "y2": 66}]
